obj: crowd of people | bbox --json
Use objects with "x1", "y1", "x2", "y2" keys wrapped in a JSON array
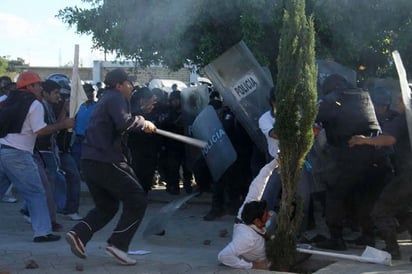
[
  {"x1": 0, "y1": 69, "x2": 411, "y2": 268},
  {"x1": 217, "y1": 74, "x2": 412, "y2": 270}
]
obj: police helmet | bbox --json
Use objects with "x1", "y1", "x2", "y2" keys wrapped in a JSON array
[
  {"x1": 369, "y1": 86, "x2": 392, "y2": 106},
  {"x1": 321, "y1": 74, "x2": 353, "y2": 95}
]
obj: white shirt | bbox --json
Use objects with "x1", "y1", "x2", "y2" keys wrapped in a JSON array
[
  {"x1": 237, "y1": 158, "x2": 277, "y2": 219},
  {"x1": 217, "y1": 159, "x2": 276, "y2": 269},
  {"x1": 218, "y1": 224, "x2": 267, "y2": 269},
  {"x1": 258, "y1": 110, "x2": 279, "y2": 159},
  {"x1": 0, "y1": 100, "x2": 46, "y2": 153}
]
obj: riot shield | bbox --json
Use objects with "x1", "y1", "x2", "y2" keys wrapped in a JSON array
[
  {"x1": 392, "y1": 50, "x2": 412, "y2": 149},
  {"x1": 180, "y1": 85, "x2": 210, "y2": 169},
  {"x1": 181, "y1": 85, "x2": 210, "y2": 121},
  {"x1": 317, "y1": 60, "x2": 357, "y2": 91},
  {"x1": 363, "y1": 77, "x2": 400, "y2": 111},
  {"x1": 204, "y1": 41, "x2": 273, "y2": 154},
  {"x1": 191, "y1": 106, "x2": 237, "y2": 182}
]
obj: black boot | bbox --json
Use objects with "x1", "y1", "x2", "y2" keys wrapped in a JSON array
[
  {"x1": 316, "y1": 226, "x2": 347, "y2": 251},
  {"x1": 382, "y1": 232, "x2": 401, "y2": 260},
  {"x1": 315, "y1": 237, "x2": 347, "y2": 251},
  {"x1": 347, "y1": 233, "x2": 375, "y2": 248},
  {"x1": 203, "y1": 207, "x2": 225, "y2": 221}
]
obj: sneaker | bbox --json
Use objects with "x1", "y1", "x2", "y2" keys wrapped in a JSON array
[
  {"x1": 65, "y1": 213, "x2": 83, "y2": 221},
  {"x1": 105, "y1": 245, "x2": 136, "y2": 265},
  {"x1": 315, "y1": 238, "x2": 347, "y2": 251},
  {"x1": 20, "y1": 209, "x2": 31, "y2": 223},
  {"x1": 33, "y1": 234, "x2": 61, "y2": 243},
  {"x1": 1, "y1": 196, "x2": 17, "y2": 203},
  {"x1": 65, "y1": 231, "x2": 87, "y2": 259}
]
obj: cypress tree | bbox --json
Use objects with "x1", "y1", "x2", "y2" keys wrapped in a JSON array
[{"x1": 266, "y1": 0, "x2": 317, "y2": 271}]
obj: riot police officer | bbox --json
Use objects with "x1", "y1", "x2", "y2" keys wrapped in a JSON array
[{"x1": 315, "y1": 74, "x2": 381, "y2": 250}]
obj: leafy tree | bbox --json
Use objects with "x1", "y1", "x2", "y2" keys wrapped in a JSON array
[
  {"x1": 0, "y1": 57, "x2": 28, "y2": 78},
  {"x1": 308, "y1": 0, "x2": 412, "y2": 79},
  {"x1": 265, "y1": 0, "x2": 317, "y2": 271},
  {"x1": 58, "y1": 0, "x2": 412, "y2": 79},
  {"x1": 57, "y1": 0, "x2": 281, "y2": 71},
  {"x1": 0, "y1": 57, "x2": 8, "y2": 75},
  {"x1": 7, "y1": 58, "x2": 28, "y2": 73}
]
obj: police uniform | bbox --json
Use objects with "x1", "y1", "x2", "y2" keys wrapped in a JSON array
[
  {"x1": 316, "y1": 87, "x2": 381, "y2": 250},
  {"x1": 371, "y1": 113, "x2": 412, "y2": 259}
]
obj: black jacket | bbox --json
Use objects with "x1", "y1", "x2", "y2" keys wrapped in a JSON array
[{"x1": 0, "y1": 89, "x2": 36, "y2": 138}]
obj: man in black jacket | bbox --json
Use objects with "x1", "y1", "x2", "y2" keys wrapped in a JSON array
[{"x1": 65, "y1": 69, "x2": 156, "y2": 265}]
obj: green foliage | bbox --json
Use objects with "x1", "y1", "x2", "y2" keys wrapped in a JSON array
[
  {"x1": 58, "y1": 0, "x2": 412, "y2": 79},
  {"x1": 0, "y1": 57, "x2": 8, "y2": 75},
  {"x1": 309, "y1": 0, "x2": 412, "y2": 78},
  {"x1": 6, "y1": 58, "x2": 28, "y2": 73},
  {"x1": 267, "y1": 0, "x2": 317, "y2": 270},
  {"x1": 57, "y1": 0, "x2": 280, "y2": 70}
]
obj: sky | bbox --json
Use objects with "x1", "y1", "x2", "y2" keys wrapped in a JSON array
[{"x1": 0, "y1": 0, "x2": 108, "y2": 67}]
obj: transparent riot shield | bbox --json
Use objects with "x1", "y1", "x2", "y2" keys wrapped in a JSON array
[
  {"x1": 204, "y1": 41, "x2": 273, "y2": 154},
  {"x1": 192, "y1": 106, "x2": 237, "y2": 182},
  {"x1": 317, "y1": 60, "x2": 357, "y2": 90},
  {"x1": 363, "y1": 77, "x2": 400, "y2": 111},
  {"x1": 181, "y1": 85, "x2": 210, "y2": 129},
  {"x1": 180, "y1": 85, "x2": 210, "y2": 169},
  {"x1": 392, "y1": 50, "x2": 412, "y2": 149}
]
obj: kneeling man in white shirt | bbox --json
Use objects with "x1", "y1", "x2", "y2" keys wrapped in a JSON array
[{"x1": 218, "y1": 200, "x2": 270, "y2": 269}]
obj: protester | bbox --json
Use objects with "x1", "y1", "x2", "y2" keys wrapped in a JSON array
[
  {"x1": 0, "y1": 76, "x2": 18, "y2": 203},
  {"x1": 258, "y1": 87, "x2": 279, "y2": 162},
  {"x1": 1, "y1": 184, "x2": 17, "y2": 203},
  {"x1": 65, "y1": 68, "x2": 156, "y2": 265},
  {"x1": 95, "y1": 81, "x2": 105, "y2": 100},
  {"x1": 37, "y1": 79, "x2": 82, "y2": 221},
  {"x1": 258, "y1": 87, "x2": 280, "y2": 211},
  {"x1": 71, "y1": 83, "x2": 96, "y2": 170},
  {"x1": 0, "y1": 71, "x2": 74, "y2": 242},
  {"x1": 0, "y1": 76, "x2": 12, "y2": 104},
  {"x1": 218, "y1": 200, "x2": 270, "y2": 269}
]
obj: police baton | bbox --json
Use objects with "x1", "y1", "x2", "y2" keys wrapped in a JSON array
[{"x1": 155, "y1": 129, "x2": 207, "y2": 149}]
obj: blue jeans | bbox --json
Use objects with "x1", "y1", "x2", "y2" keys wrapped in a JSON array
[
  {"x1": 21, "y1": 153, "x2": 57, "y2": 222},
  {"x1": 71, "y1": 137, "x2": 84, "y2": 171},
  {"x1": 0, "y1": 148, "x2": 52, "y2": 237},
  {"x1": 41, "y1": 151, "x2": 81, "y2": 214}
]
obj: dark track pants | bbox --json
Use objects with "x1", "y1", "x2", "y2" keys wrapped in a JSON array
[{"x1": 71, "y1": 159, "x2": 147, "y2": 251}]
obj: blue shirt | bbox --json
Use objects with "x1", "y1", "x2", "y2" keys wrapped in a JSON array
[{"x1": 74, "y1": 101, "x2": 96, "y2": 136}]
